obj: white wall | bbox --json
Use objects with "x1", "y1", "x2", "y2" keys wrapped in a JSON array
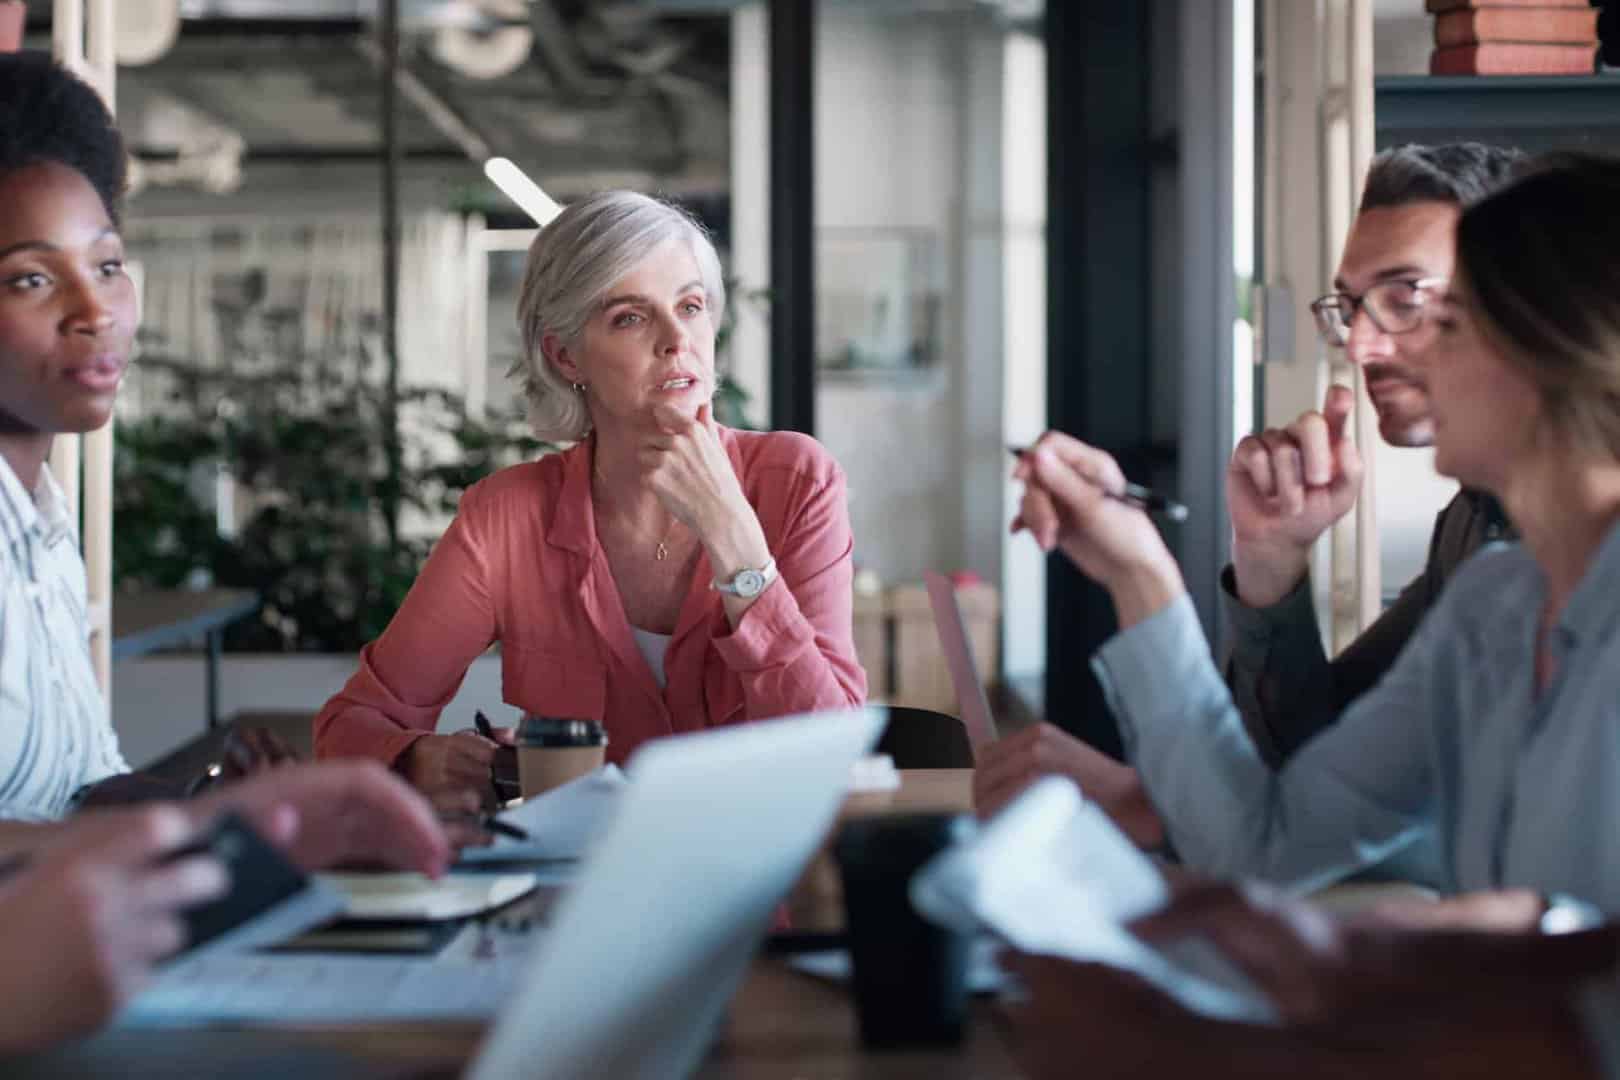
[
  {"x1": 111, "y1": 654, "x2": 506, "y2": 769},
  {"x1": 811, "y1": 8, "x2": 1032, "y2": 596},
  {"x1": 814, "y1": 8, "x2": 966, "y2": 584},
  {"x1": 1374, "y1": 0, "x2": 1430, "y2": 77}
]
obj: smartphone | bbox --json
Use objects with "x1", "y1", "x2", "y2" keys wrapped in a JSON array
[{"x1": 162, "y1": 811, "x2": 345, "y2": 961}]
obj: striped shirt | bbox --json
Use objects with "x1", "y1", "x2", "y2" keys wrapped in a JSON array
[{"x1": 0, "y1": 458, "x2": 127, "y2": 819}]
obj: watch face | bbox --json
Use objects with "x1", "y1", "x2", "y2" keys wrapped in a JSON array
[{"x1": 735, "y1": 569, "x2": 766, "y2": 598}]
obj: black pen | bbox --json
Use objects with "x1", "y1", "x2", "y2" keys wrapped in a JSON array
[
  {"x1": 1008, "y1": 445, "x2": 1189, "y2": 523},
  {"x1": 473, "y1": 709, "x2": 511, "y2": 805},
  {"x1": 480, "y1": 815, "x2": 530, "y2": 842},
  {"x1": 443, "y1": 813, "x2": 531, "y2": 842}
]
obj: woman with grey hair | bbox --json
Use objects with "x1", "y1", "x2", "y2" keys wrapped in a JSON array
[{"x1": 315, "y1": 191, "x2": 867, "y2": 810}]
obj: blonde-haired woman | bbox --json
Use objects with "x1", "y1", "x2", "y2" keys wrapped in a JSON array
[
  {"x1": 315, "y1": 191, "x2": 866, "y2": 808},
  {"x1": 1011, "y1": 153, "x2": 1620, "y2": 910}
]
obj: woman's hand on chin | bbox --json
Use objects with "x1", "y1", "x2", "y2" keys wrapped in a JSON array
[{"x1": 640, "y1": 402, "x2": 769, "y2": 570}]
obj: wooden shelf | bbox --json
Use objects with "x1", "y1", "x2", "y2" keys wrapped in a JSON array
[{"x1": 1377, "y1": 75, "x2": 1620, "y2": 150}]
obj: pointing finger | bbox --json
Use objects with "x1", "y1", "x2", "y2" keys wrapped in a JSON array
[{"x1": 1321, "y1": 384, "x2": 1355, "y2": 443}]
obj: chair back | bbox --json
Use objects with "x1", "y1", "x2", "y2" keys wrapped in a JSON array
[{"x1": 872, "y1": 705, "x2": 975, "y2": 769}]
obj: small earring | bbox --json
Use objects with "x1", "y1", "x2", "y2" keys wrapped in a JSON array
[{"x1": 571, "y1": 381, "x2": 586, "y2": 393}]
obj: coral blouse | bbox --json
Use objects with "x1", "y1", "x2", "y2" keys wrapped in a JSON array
[{"x1": 313, "y1": 427, "x2": 867, "y2": 767}]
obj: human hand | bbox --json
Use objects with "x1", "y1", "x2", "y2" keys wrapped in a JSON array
[
  {"x1": 1227, "y1": 386, "x2": 1363, "y2": 607},
  {"x1": 0, "y1": 806, "x2": 227, "y2": 1054},
  {"x1": 972, "y1": 723, "x2": 1165, "y2": 849},
  {"x1": 1362, "y1": 888, "x2": 1544, "y2": 934},
  {"x1": 217, "y1": 723, "x2": 304, "y2": 781},
  {"x1": 1011, "y1": 433, "x2": 1184, "y2": 625},
  {"x1": 1138, "y1": 880, "x2": 1620, "y2": 1026},
  {"x1": 1128, "y1": 880, "x2": 1354, "y2": 1026},
  {"x1": 397, "y1": 730, "x2": 502, "y2": 812},
  {"x1": 642, "y1": 401, "x2": 770, "y2": 583},
  {"x1": 642, "y1": 400, "x2": 761, "y2": 530},
  {"x1": 194, "y1": 760, "x2": 454, "y2": 876}
]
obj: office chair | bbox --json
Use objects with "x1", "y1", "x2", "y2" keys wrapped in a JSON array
[{"x1": 871, "y1": 704, "x2": 975, "y2": 769}]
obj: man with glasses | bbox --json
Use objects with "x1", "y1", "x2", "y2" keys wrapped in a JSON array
[
  {"x1": 1223, "y1": 142, "x2": 1520, "y2": 766},
  {"x1": 976, "y1": 144, "x2": 1525, "y2": 848}
]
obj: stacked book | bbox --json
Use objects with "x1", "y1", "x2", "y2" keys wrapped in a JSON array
[{"x1": 1428, "y1": 0, "x2": 1601, "y2": 74}]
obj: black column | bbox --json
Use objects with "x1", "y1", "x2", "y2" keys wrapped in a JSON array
[
  {"x1": 1045, "y1": 3, "x2": 1155, "y2": 758},
  {"x1": 768, "y1": 0, "x2": 815, "y2": 434}
]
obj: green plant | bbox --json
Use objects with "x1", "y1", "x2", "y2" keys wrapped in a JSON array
[
  {"x1": 712, "y1": 280, "x2": 769, "y2": 430},
  {"x1": 115, "y1": 356, "x2": 547, "y2": 652}
]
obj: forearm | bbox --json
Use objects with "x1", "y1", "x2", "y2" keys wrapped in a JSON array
[
  {"x1": 1093, "y1": 598, "x2": 1284, "y2": 877},
  {"x1": 698, "y1": 500, "x2": 773, "y2": 628},
  {"x1": 1095, "y1": 597, "x2": 1425, "y2": 886},
  {"x1": 313, "y1": 702, "x2": 429, "y2": 768},
  {"x1": 1231, "y1": 537, "x2": 1310, "y2": 610},
  {"x1": 715, "y1": 573, "x2": 866, "y2": 717},
  {"x1": 1222, "y1": 569, "x2": 1338, "y2": 766},
  {"x1": 313, "y1": 643, "x2": 461, "y2": 767},
  {"x1": 1105, "y1": 556, "x2": 1187, "y2": 630}
]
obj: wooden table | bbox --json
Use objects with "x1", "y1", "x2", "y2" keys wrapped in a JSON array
[
  {"x1": 16, "y1": 770, "x2": 1013, "y2": 1079},
  {"x1": 112, "y1": 588, "x2": 260, "y2": 728}
]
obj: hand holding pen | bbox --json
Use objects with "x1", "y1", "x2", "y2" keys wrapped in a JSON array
[
  {"x1": 1008, "y1": 445, "x2": 1188, "y2": 522},
  {"x1": 1009, "y1": 433, "x2": 1187, "y2": 628},
  {"x1": 396, "y1": 711, "x2": 514, "y2": 827},
  {"x1": 441, "y1": 714, "x2": 529, "y2": 846}
]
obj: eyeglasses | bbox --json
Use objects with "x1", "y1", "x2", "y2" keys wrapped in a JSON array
[{"x1": 1309, "y1": 276, "x2": 1447, "y2": 347}]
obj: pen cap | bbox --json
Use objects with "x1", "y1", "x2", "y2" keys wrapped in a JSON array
[{"x1": 516, "y1": 715, "x2": 608, "y2": 748}]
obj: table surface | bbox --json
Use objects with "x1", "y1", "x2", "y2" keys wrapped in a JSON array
[
  {"x1": 17, "y1": 769, "x2": 1009, "y2": 1080},
  {"x1": 110, "y1": 587, "x2": 260, "y2": 660}
]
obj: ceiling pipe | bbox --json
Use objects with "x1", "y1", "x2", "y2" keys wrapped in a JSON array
[{"x1": 355, "y1": 35, "x2": 494, "y2": 160}]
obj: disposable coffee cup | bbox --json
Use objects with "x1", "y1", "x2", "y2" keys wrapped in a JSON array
[
  {"x1": 516, "y1": 716, "x2": 607, "y2": 799},
  {"x1": 832, "y1": 812, "x2": 974, "y2": 1049}
]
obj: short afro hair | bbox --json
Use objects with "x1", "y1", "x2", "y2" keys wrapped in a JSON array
[
  {"x1": 0, "y1": 51, "x2": 126, "y2": 223},
  {"x1": 1360, "y1": 142, "x2": 1524, "y2": 215}
]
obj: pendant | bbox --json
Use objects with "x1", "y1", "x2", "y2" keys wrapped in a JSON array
[{"x1": 656, "y1": 542, "x2": 669, "y2": 561}]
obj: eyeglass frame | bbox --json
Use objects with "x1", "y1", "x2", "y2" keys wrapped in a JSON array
[{"x1": 1308, "y1": 276, "x2": 1448, "y2": 347}]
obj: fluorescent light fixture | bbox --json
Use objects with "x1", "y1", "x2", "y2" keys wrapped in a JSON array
[{"x1": 484, "y1": 157, "x2": 562, "y2": 225}]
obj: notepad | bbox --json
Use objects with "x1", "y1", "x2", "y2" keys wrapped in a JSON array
[{"x1": 320, "y1": 871, "x2": 539, "y2": 921}]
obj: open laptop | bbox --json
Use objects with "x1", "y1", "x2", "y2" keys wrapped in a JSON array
[
  {"x1": 924, "y1": 572, "x2": 999, "y2": 752},
  {"x1": 467, "y1": 706, "x2": 885, "y2": 1080}
]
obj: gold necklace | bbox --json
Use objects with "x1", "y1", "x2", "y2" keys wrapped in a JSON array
[{"x1": 594, "y1": 465, "x2": 678, "y2": 560}]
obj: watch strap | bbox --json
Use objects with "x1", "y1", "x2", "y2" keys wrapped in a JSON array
[{"x1": 713, "y1": 557, "x2": 778, "y2": 597}]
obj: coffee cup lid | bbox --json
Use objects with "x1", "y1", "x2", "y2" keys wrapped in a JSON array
[{"x1": 517, "y1": 715, "x2": 608, "y2": 747}]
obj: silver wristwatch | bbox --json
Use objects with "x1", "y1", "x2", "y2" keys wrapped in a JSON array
[{"x1": 713, "y1": 557, "x2": 778, "y2": 598}]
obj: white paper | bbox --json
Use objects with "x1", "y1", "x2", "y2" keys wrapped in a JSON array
[
  {"x1": 459, "y1": 765, "x2": 627, "y2": 863},
  {"x1": 910, "y1": 777, "x2": 1276, "y2": 1023},
  {"x1": 121, "y1": 924, "x2": 541, "y2": 1026},
  {"x1": 848, "y1": 753, "x2": 900, "y2": 792}
]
